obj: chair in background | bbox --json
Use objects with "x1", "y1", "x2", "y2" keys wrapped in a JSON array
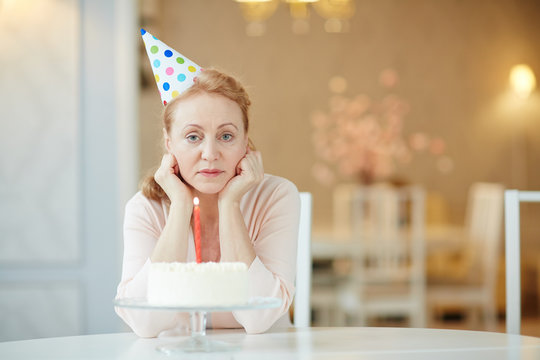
[
  {"x1": 337, "y1": 183, "x2": 426, "y2": 327},
  {"x1": 310, "y1": 261, "x2": 347, "y2": 326},
  {"x1": 310, "y1": 260, "x2": 347, "y2": 326},
  {"x1": 332, "y1": 183, "x2": 359, "y2": 239},
  {"x1": 426, "y1": 182, "x2": 504, "y2": 331},
  {"x1": 293, "y1": 192, "x2": 312, "y2": 328},
  {"x1": 504, "y1": 189, "x2": 540, "y2": 334},
  {"x1": 309, "y1": 185, "x2": 357, "y2": 326}
]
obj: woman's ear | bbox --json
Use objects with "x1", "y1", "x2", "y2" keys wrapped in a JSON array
[{"x1": 163, "y1": 128, "x2": 171, "y2": 153}]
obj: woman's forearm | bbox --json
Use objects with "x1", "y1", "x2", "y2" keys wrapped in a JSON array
[
  {"x1": 218, "y1": 200, "x2": 256, "y2": 266},
  {"x1": 150, "y1": 201, "x2": 192, "y2": 262}
]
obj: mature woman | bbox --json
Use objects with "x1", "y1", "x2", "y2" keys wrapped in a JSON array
[{"x1": 115, "y1": 68, "x2": 300, "y2": 337}]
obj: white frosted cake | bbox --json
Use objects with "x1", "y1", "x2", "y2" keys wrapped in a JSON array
[{"x1": 147, "y1": 262, "x2": 249, "y2": 306}]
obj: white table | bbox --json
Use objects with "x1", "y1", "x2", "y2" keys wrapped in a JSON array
[
  {"x1": 312, "y1": 225, "x2": 466, "y2": 260},
  {"x1": 1, "y1": 327, "x2": 540, "y2": 359}
]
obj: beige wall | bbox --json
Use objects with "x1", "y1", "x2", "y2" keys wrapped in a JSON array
[{"x1": 138, "y1": 0, "x2": 540, "y2": 235}]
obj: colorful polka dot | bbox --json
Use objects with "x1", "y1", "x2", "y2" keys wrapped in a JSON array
[{"x1": 141, "y1": 30, "x2": 202, "y2": 106}]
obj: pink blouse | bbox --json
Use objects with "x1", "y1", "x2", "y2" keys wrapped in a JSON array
[{"x1": 115, "y1": 174, "x2": 300, "y2": 337}]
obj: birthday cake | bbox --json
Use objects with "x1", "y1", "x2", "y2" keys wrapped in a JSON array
[{"x1": 147, "y1": 262, "x2": 249, "y2": 306}]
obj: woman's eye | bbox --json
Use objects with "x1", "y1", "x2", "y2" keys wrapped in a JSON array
[
  {"x1": 187, "y1": 134, "x2": 200, "y2": 142},
  {"x1": 221, "y1": 133, "x2": 233, "y2": 141}
]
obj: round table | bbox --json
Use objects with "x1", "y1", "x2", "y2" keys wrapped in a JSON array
[{"x1": 1, "y1": 327, "x2": 539, "y2": 359}]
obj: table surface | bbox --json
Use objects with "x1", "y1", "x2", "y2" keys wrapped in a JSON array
[
  {"x1": 1, "y1": 327, "x2": 540, "y2": 360},
  {"x1": 311, "y1": 225, "x2": 466, "y2": 259}
]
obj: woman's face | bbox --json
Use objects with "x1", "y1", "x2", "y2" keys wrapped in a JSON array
[{"x1": 165, "y1": 92, "x2": 248, "y2": 195}]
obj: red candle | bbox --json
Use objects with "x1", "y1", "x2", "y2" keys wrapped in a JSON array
[{"x1": 193, "y1": 197, "x2": 202, "y2": 263}]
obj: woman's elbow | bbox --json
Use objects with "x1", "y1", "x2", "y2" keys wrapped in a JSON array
[
  {"x1": 243, "y1": 320, "x2": 273, "y2": 334},
  {"x1": 131, "y1": 326, "x2": 159, "y2": 338},
  {"x1": 115, "y1": 307, "x2": 161, "y2": 338},
  {"x1": 241, "y1": 307, "x2": 290, "y2": 334}
]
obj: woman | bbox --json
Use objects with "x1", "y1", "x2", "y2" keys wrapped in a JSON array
[{"x1": 115, "y1": 69, "x2": 301, "y2": 337}]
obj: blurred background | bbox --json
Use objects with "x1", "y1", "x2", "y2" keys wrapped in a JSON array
[{"x1": 1, "y1": 0, "x2": 540, "y2": 341}]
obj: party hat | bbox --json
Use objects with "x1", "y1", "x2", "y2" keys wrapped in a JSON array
[{"x1": 140, "y1": 29, "x2": 203, "y2": 105}]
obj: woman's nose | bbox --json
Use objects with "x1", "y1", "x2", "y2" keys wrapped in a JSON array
[{"x1": 201, "y1": 139, "x2": 219, "y2": 161}]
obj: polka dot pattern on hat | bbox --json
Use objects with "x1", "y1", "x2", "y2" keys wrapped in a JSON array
[{"x1": 140, "y1": 29, "x2": 202, "y2": 106}]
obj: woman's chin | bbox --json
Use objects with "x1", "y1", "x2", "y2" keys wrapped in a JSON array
[{"x1": 193, "y1": 183, "x2": 225, "y2": 195}]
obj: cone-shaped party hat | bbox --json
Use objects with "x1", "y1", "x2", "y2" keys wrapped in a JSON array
[{"x1": 140, "y1": 29, "x2": 203, "y2": 105}]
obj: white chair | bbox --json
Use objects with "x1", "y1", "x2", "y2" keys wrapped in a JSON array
[
  {"x1": 293, "y1": 192, "x2": 312, "y2": 327},
  {"x1": 309, "y1": 184, "x2": 353, "y2": 326},
  {"x1": 310, "y1": 259, "x2": 347, "y2": 326},
  {"x1": 338, "y1": 184, "x2": 426, "y2": 327},
  {"x1": 427, "y1": 182, "x2": 504, "y2": 331},
  {"x1": 504, "y1": 190, "x2": 540, "y2": 334}
]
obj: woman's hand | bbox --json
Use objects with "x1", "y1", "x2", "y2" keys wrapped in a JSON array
[
  {"x1": 218, "y1": 148, "x2": 261, "y2": 265},
  {"x1": 154, "y1": 153, "x2": 192, "y2": 204},
  {"x1": 219, "y1": 148, "x2": 264, "y2": 205}
]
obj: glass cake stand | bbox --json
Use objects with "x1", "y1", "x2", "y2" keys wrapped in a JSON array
[{"x1": 114, "y1": 297, "x2": 281, "y2": 354}]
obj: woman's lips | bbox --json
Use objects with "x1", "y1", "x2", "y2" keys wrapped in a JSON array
[{"x1": 199, "y1": 169, "x2": 223, "y2": 177}]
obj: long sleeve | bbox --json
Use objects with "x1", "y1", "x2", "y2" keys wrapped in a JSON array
[
  {"x1": 231, "y1": 176, "x2": 300, "y2": 333},
  {"x1": 114, "y1": 193, "x2": 187, "y2": 337},
  {"x1": 115, "y1": 175, "x2": 301, "y2": 336}
]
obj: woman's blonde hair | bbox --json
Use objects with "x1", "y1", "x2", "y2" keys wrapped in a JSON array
[{"x1": 140, "y1": 68, "x2": 252, "y2": 201}]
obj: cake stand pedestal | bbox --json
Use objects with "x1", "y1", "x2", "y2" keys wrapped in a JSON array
[{"x1": 114, "y1": 297, "x2": 281, "y2": 354}]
